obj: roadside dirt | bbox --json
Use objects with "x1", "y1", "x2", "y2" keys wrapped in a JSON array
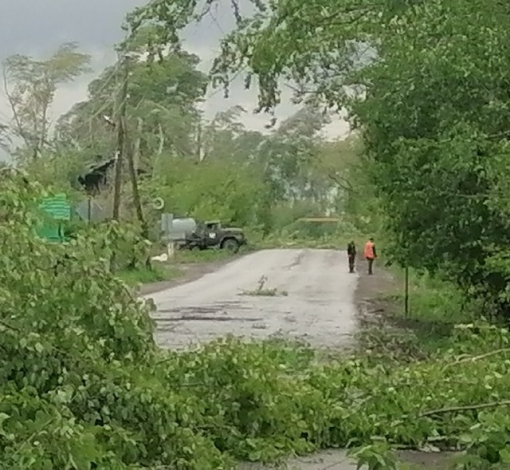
[
  {"x1": 139, "y1": 255, "x2": 240, "y2": 296},
  {"x1": 354, "y1": 257, "x2": 399, "y2": 321}
]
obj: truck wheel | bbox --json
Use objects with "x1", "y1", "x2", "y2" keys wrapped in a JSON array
[{"x1": 221, "y1": 238, "x2": 239, "y2": 252}]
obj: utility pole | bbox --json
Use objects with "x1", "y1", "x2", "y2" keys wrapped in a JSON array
[{"x1": 112, "y1": 54, "x2": 129, "y2": 221}]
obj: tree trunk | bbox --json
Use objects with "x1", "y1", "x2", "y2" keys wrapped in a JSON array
[
  {"x1": 157, "y1": 123, "x2": 165, "y2": 155},
  {"x1": 127, "y1": 121, "x2": 148, "y2": 240}
]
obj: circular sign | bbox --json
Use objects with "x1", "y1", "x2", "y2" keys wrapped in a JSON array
[{"x1": 153, "y1": 197, "x2": 164, "y2": 210}]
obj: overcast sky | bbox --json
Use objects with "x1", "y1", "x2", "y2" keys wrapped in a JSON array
[{"x1": 0, "y1": 0, "x2": 348, "y2": 143}]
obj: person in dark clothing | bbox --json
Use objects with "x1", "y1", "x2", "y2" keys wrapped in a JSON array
[{"x1": 347, "y1": 240, "x2": 357, "y2": 273}]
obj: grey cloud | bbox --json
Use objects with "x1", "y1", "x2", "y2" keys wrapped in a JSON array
[
  {"x1": 0, "y1": 0, "x2": 144, "y2": 59},
  {"x1": 0, "y1": 0, "x2": 241, "y2": 60}
]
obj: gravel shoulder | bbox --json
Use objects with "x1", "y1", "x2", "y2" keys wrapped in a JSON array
[{"x1": 139, "y1": 255, "x2": 241, "y2": 296}]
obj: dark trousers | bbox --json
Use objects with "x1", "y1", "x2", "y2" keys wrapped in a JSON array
[
  {"x1": 367, "y1": 258, "x2": 374, "y2": 274},
  {"x1": 348, "y1": 255, "x2": 355, "y2": 273}
]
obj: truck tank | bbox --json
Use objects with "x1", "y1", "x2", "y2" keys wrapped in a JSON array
[{"x1": 168, "y1": 217, "x2": 197, "y2": 241}]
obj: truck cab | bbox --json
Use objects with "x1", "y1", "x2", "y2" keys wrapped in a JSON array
[{"x1": 195, "y1": 220, "x2": 246, "y2": 251}]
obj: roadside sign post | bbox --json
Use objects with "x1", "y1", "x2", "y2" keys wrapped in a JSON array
[
  {"x1": 76, "y1": 198, "x2": 107, "y2": 223},
  {"x1": 161, "y1": 213, "x2": 174, "y2": 259},
  {"x1": 87, "y1": 197, "x2": 92, "y2": 223},
  {"x1": 404, "y1": 240, "x2": 410, "y2": 318},
  {"x1": 404, "y1": 265, "x2": 409, "y2": 317}
]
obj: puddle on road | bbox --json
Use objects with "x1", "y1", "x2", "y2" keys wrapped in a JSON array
[
  {"x1": 158, "y1": 303, "x2": 247, "y2": 314},
  {"x1": 156, "y1": 316, "x2": 262, "y2": 322}
]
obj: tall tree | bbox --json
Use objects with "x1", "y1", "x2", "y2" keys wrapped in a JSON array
[
  {"x1": 199, "y1": 106, "x2": 265, "y2": 162},
  {"x1": 260, "y1": 105, "x2": 331, "y2": 202},
  {"x1": 56, "y1": 48, "x2": 207, "y2": 166},
  {"x1": 2, "y1": 43, "x2": 90, "y2": 160}
]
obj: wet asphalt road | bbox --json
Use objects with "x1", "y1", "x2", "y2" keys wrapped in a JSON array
[{"x1": 144, "y1": 249, "x2": 359, "y2": 350}]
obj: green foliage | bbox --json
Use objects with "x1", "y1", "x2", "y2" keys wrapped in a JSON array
[
  {"x1": 174, "y1": 247, "x2": 240, "y2": 264},
  {"x1": 150, "y1": 157, "x2": 266, "y2": 227},
  {"x1": 67, "y1": 220, "x2": 152, "y2": 272},
  {"x1": 56, "y1": 46, "x2": 207, "y2": 161},
  {"x1": 349, "y1": 0, "x2": 510, "y2": 318},
  {"x1": 137, "y1": 108, "x2": 358, "y2": 239},
  {"x1": 21, "y1": 148, "x2": 86, "y2": 194},
  {"x1": 395, "y1": 272, "x2": 473, "y2": 325},
  {"x1": 3, "y1": 180, "x2": 510, "y2": 469},
  {"x1": 9, "y1": 41, "x2": 360, "y2": 248},
  {"x1": 349, "y1": 440, "x2": 400, "y2": 470}
]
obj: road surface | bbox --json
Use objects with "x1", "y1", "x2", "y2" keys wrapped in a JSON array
[{"x1": 144, "y1": 248, "x2": 359, "y2": 350}]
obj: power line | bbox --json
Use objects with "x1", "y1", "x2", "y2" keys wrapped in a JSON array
[
  {"x1": 65, "y1": 60, "x2": 124, "y2": 136},
  {"x1": 206, "y1": 64, "x2": 249, "y2": 100}
]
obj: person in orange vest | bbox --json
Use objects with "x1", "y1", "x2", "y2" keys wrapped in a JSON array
[{"x1": 364, "y1": 237, "x2": 377, "y2": 275}]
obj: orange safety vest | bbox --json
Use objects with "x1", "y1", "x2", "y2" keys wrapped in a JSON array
[{"x1": 364, "y1": 241, "x2": 375, "y2": 259}]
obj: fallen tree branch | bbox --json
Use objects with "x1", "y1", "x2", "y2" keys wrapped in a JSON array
[
  {"x1": 0, "y1": 317, "x2": 22, "y2": 332},
  {"x1": 442, "y1": 348, "x2": 510, "y2": 371},
  {"x1": 419, "y1": 400, "x2": 510, "y2": 418}
]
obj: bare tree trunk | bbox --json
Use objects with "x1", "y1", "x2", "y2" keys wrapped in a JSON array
[
  {"x1": 134, "y1": 117, "x2": 143, "y2": 170},
  {"x1": 128, "y1": 121, "x2": 148, "y2": 239},
  {"x1": 157, "y1": 123, "x2": 165, "y2": 155},
  {"x1": 37, "y1": 98, "x2": 50, "y2": 160},
  {"x1": 2, "y1": 68, "x2": 30, "y2": 152},
  {"x1": 128, "y1": 119, "x2": 151, "y2": 268}
]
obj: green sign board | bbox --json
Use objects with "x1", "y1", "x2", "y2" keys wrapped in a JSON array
[{"x1": 37, "y1": 194, "x2": 71, "y2": 242}]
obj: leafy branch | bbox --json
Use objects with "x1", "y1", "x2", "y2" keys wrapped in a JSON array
[
  {"x1": 239, "y1": 275, "x2": 288, "y2": 296},
  {"x1": 419, "y1": 400, "x2": 510, "y2": 418}
]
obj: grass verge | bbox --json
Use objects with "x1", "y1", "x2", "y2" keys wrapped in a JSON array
[
  {"x1": 172, "y1": 244, "x2": 256, "y2": 264},
  {"x1": 117, "y1": 263, "x2": 181, "y2": 286}
]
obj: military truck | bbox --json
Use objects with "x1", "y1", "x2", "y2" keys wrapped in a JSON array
[{"x1": 169, "y1": 218, "x2": 247, "y2": 252}]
